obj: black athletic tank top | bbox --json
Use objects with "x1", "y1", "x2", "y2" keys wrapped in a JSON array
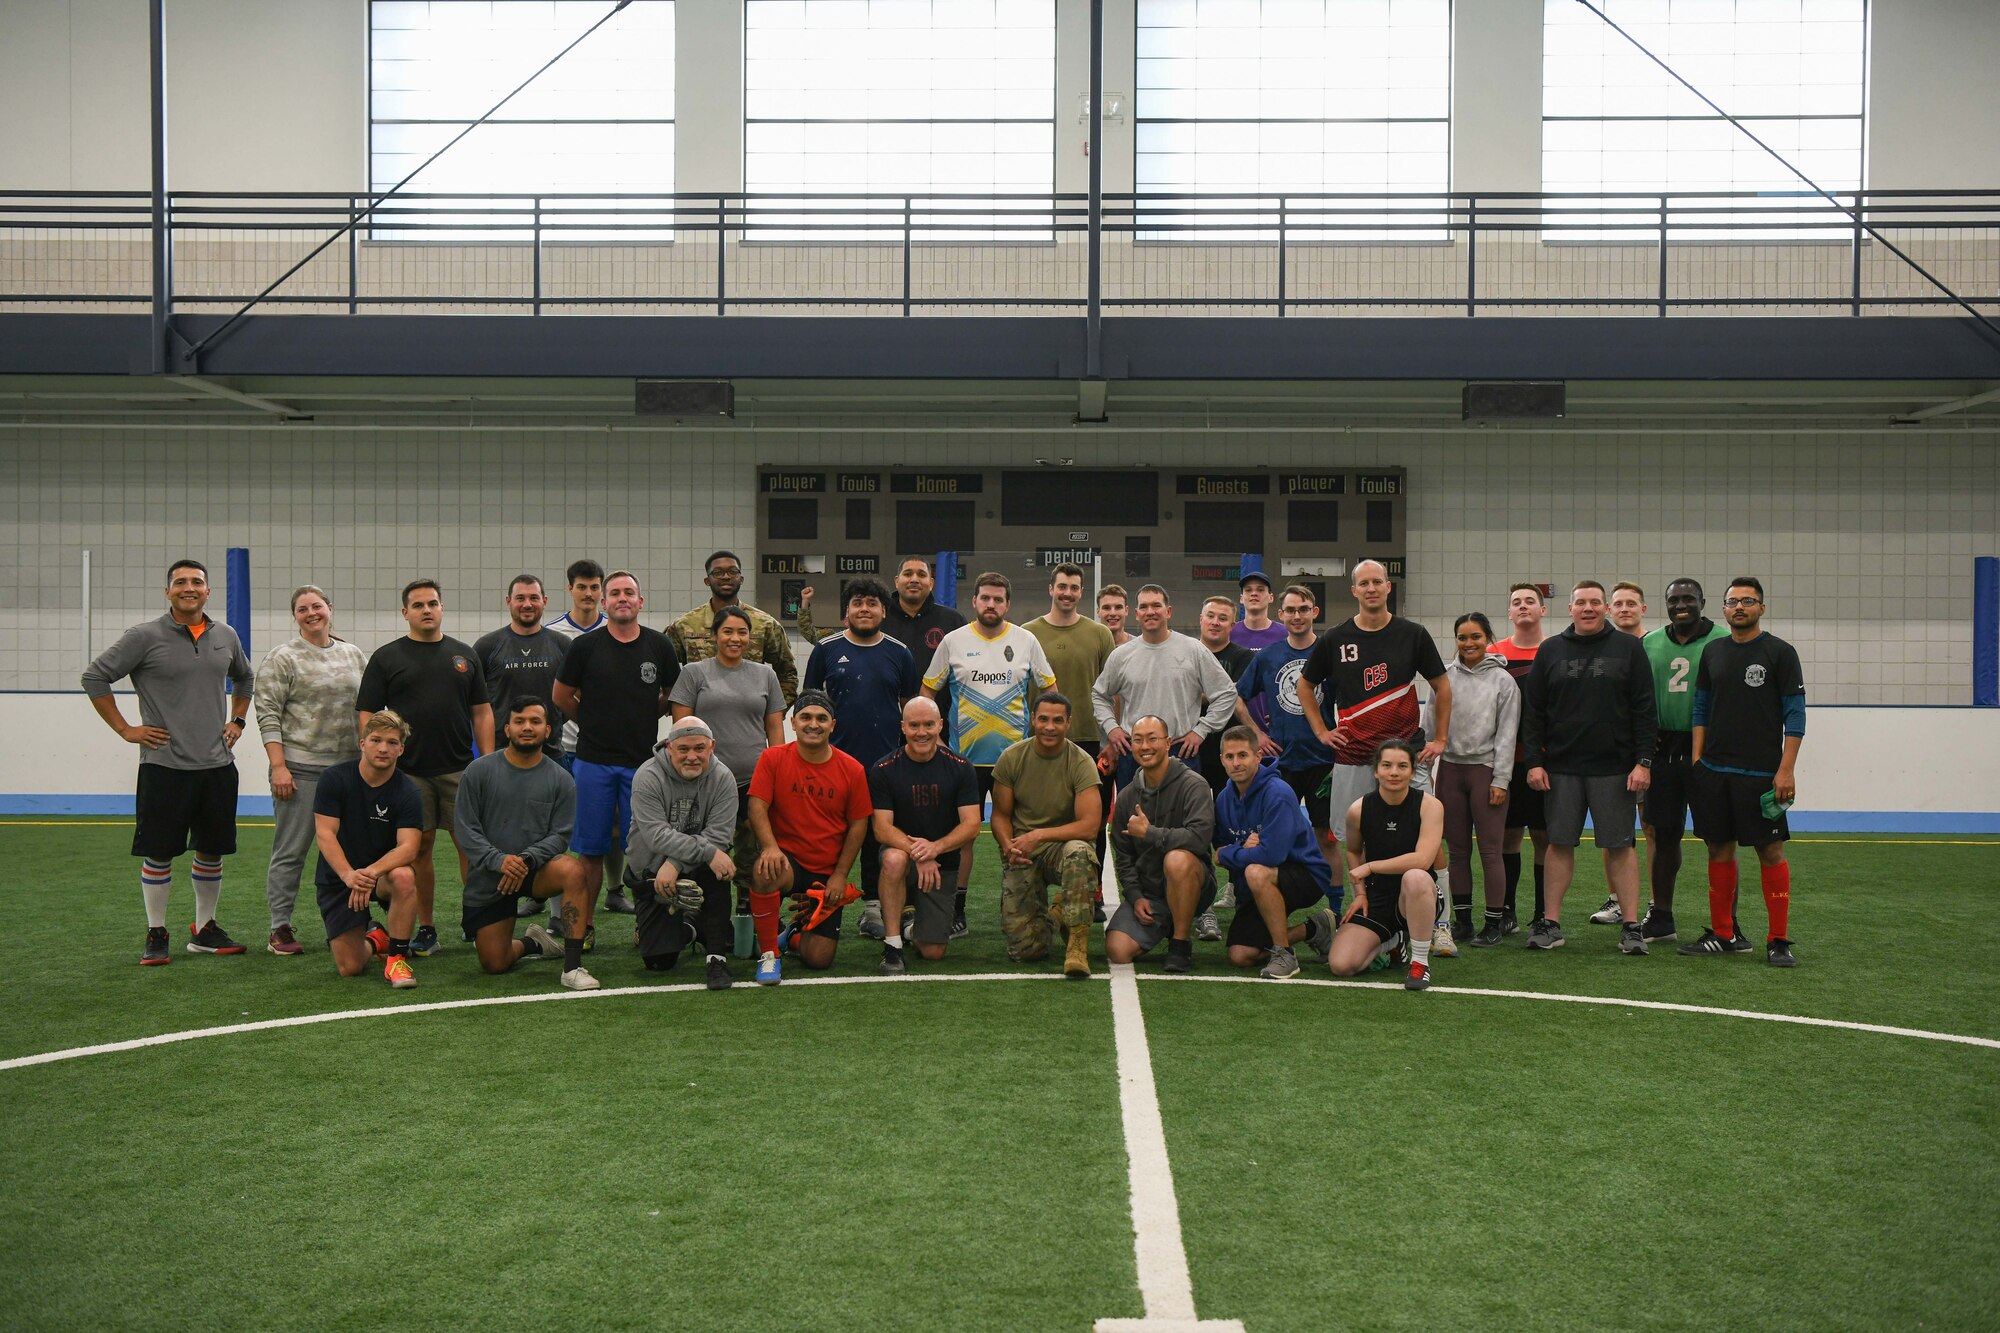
[{"x1": 1359, "y1": 790, "x2": 1423, "y2": 865}]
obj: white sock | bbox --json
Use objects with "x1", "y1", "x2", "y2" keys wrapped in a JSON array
[
  {"x1": 885, "y1": 933, "x2": 903, "y2": 949},
  {"x1": 706, "y1": 953, "x2": 727, "y2": 963},
  {"x1": 1412, "y1": 938, "x2": 1432, "y2": 966},
  {"x1": 141, "y1": 858, "x2": 173, "y2": 928},
  {"x1": 192, "y1": 856, "x2": 223, "y2": 926}
]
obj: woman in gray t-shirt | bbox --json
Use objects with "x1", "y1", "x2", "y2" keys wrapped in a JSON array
[{"x1": 667, "y1": 606, "x2": 786, "y2": 790}]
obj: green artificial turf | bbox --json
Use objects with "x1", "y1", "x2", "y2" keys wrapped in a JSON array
[{"x1": 3, "y1": 818, "x2": 1997, "y2": 1329}]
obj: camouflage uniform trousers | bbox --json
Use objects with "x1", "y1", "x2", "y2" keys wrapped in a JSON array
[{"x1": 1000, "y1": 839, "x2": 1100, "y2": 961}]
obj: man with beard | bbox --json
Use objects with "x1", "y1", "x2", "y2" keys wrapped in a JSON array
[
  {"x1": 454, "y1": 698, "x2": 594, "y2": 989},
  {"x1": 1637, "y1": 579, "x2": 1729, "y2": 943},
  {"x1": 667, "y1": 550, "x2": 798, "y2": 705},
  {"x1": 747, "y1": 691, "x2": 873, "y2": 983},
  {"x1": 626, "y1": 716, "x2": 741, "y2": 990},
  {"x1": 475, "y1": 574, "x2": 573, "y2": 918}
]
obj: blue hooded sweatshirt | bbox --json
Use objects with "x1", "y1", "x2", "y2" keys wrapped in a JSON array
[{"x1": 1214, "y1": 762, "x2": 1337, "y2": 908}]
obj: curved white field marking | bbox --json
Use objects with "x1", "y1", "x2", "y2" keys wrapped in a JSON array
[
  {"x1": 0, "y1": 971, "x2": 1069, "y2": 1073},
  {"x1": 1138, "y1": 973, "x2": 2000, "y2": 1050}
]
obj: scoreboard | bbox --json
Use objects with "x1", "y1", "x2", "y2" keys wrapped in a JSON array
[{"x1": 754, "y1": 466, "x2": 1408, "y2": 622}]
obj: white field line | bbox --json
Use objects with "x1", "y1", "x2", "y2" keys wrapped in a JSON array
[{"x1": 1141, "y1": 974, "x2": 2000, "y2": 1050}]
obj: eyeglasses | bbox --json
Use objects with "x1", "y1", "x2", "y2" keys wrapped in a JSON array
[{"x1": 1721, "y1": 597, "x2": 1762, "y2": 608}]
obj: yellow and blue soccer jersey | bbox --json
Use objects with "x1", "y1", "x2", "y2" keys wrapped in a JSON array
[{"x1": 923, "y1": 623, "x2": 1057, "y2": 767}]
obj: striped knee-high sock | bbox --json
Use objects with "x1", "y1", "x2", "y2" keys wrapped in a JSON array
[
  {"x1": 140, "y1": 859, "x2": 173, "y2": 928},
  {"x1": 191, "y1": 856, "x2": 224, "y2": 927}
]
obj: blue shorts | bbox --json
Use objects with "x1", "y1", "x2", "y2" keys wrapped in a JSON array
[{"x1": 570, "y1": 758, "x2": 636, "y2": 857}]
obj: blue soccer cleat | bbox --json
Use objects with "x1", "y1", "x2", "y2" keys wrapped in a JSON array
[{"x1": 754, "y1": 951, "x2": 783, "y2": 986}]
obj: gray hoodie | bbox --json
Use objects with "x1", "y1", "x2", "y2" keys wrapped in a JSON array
[
  {"x1": 1430, "y1": 653, "x2": 1521, "y2": 787},
  {"x1": 626, "y1": 742, "x2": 740, "y2": 878},
  {"x1": 1108, "y1": 758, "x2": 1218, "y2": 902}
]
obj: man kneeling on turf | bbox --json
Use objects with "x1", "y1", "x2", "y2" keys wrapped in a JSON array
[
  {"x1": 453, "y1": 697, "x2": 596, "y2": 989},
  {"x1": 991, "y1": 691, "x2": 1103, "y2": 979},
  {"x1": 870, "y1": 697, "x2": 982, "y2": 974},
  {"x1": 747, "y1": 690, "x2": 872, "y2": 984},
  {"x1": 313, "y1": 709, "x2": 423, "y2": 987},
  {"x1": 1106, "y1": 715, "x2": 1218, "y2": 973},
  {"x1": 1327, "y1": 739, "x2": 1446, "y2": 991},
  {"x1": 1214, "y1": 725, "x2": 1337, "y2": 979},
  {"x1": 626, "y1": 716, "x2": 740, "y2": 991}
]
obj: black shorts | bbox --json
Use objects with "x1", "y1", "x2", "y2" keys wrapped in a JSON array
[
  {"x1": 1281, "y1": 765, "x2": 1334, "y2": 831},
  {"x1": 633, "y1": 866, "x2": 729, "y2": 958},
  {"x1": 1689, "y1": 765, "x2": 1791, "y2": 849},
  {"x1": 461, "y1": 895, "x2": 519, "y2": 940},
  {"x1": 1641, "y1": 741, "x2": 1695, "y2": 833},
  {"x1": 1225, "y1": 862, "x2": 1328, "y2": 951},
  {"x1": 132, "y1": 763, "x2": 239, "y2": 860},
  {"x1": 785, "y1": 855, "x2": 847, "y2": 939},
  {"x1": 1349, "y1": 876, "x2": 1413, "y2": 942},
  {"x1": 1503, "y1": 768, "x2": 1545, "y2": 832},
  {"x1": 1198, "y1": 731, "x2": 1229, "y2": 794},
  {"x1": 315, "y1": 876, "x2": 388, "y2": 943}
]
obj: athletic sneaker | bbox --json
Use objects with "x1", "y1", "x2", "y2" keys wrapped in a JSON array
[
  {"x1": 1588, "y1": 896, "x2": 1622, "y2": 925},
  {"x1": 408, "y1": 924, "x2": 441, "y2": 957},
  {"x1": 1162, "y1": 945, "x2": 1192, "y2": 975},
  {"x1": 1525, "y1": 918, "x2": 1565, "y2": 950},
  {"x1": 560, "y1": 966, "x2": 602, "y2": 991},
  {"x1": 754, "y1": 951, "x2": 783, "y2": 986},
  {"x1": 1730, "y1": 931, "x2": 1755, "y2": 953},
  {"x1": 950, "y1": 914, "x2": 969, "y2": 941},
  {"x1": 1193, "y1": 909, "x2": 1222, "y2": 942},
  {"x1": 521, "y1": 923, "x2": 561, "y2": 958},
  {"x1": 266, "y1": 925, "x2": 304, "y2": 956},
  {"x1": 1640, "y1": 905, "x2": 1677, "y2": 942},
  {"x1": 859, "y1": 901, "x2": 887, "y2": 941},
  {"x1": 880, "y1": 944, "x2": 906, "y2": 976},
  {"x1": 705, "y1": 956, "x2": 733, "y2": 990},
  {"x1": 1259, "y1": 947, "x2": 1301, "y2": 980},
  {"x1": 1302, "y1": 907, "x2": 1337, "y2": 963},
  {"x1": 603, "y1": 890, "x2": 637, "y2": 916},
  {"x1": 1678, "y1": 929, "x2": 1752, "y2": 956},
  {"x1": 1405, "y1": 960, "x2": 1431, "y2": 991},
  {"x1": 581, "y1": 925, "x2": 595, "y2": 953},
  {"x1": 515, "y1": 895, "x2": 544, "y2": 919},
  {"x1": 1500, "y1": 910, "x2": 1520, "y2": 936},
  {"x1": 1767, "y1": 937, "x2": 1797, "y2": 968},
  {"x1": 141, "y1": 926, "x2": 171, "y2": 966},
  {"x1": 1470, "y1": 919, "x2": 1505, "y2": 949},
  {"x1": 366, "y1": 925, "x2": 392, "y2": 957},
  {"x1": 1432, "y1": 920, "x2": 1459, "y2": 958},
  {"x1": 1092, "y1": 902, "x2": 1108, "y2": 925},
  {"x1": 1619, "y1": 923, "x2": 1648, "y2": 956},
  {"x1": 1213, "y1": 884, "x2": 1236, "y2": 911},
  {"x1": 187, "y1": 920, "x2": 246, "y2": 955},
  {"x1": 383, "y1": 955, "x2": 417, "y2": 989}
]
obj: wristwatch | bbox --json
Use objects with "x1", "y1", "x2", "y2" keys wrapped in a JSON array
[{"x1": 1637, "y1": 758, "x2": 1653, "y2": 768}]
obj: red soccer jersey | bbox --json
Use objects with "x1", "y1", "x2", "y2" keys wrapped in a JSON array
[
  {"x1": 1300, "y1": 617, "x2": 1447, "y2": 766},
  {"x1": 748, "y1": 742, "x2": 872, "y2": 875},
  {"x1": 1488, "y1": 636, "x2": 1542, "y2": 760}
]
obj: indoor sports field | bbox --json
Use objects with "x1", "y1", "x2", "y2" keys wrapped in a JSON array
[{"x1": 4, "y1": 818, "x2": 1995, "y2": 1331}]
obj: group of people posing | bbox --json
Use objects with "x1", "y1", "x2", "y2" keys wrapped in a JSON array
[{"x1": 82, "y1": 548, "x2": 1806, "y2": 995}]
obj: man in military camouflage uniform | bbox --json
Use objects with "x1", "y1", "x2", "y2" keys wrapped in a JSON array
[
  {"x1": 989, "y1": 693, "x2": 1103, "y2": 980},
  {"x1": 665, "y1": 550, "x2": 799, "y2": 706}
]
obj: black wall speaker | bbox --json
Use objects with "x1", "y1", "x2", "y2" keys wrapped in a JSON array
[{"x1": 636, "y1": 380, "x2": 735, "y2": 417}]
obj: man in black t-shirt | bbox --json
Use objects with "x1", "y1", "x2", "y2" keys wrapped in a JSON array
[
  {"x1": 473, "y1": 574, "x2": 570, "y2": 756},
  {"x1": 355, "y1": 578, "x2": 493, "y2": 958},
  {"x1": 869, "y1": 697, "x2": 982, "y2": 971},
  {"x1": 1683, "y1": 576, "x2": 1807, "y2": 967},
  {"x1": 553, "y1": 570, "x2": 681, "y2": 938},
  {"x1": 313, "y1": 710, "x2": 425, "y2": 987}
]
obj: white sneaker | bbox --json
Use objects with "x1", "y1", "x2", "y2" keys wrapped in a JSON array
[
  {"x1": 560, "y1": 966, "x2": 601, "y2": 991},
  {"x1": 522, "y1": 923, "x2": 562, "y2": 958},
  {"x1": 1431, "y1": 919, "x2": 1458, "y2": 958},
  {"x1": 1194, "y1": 909, "x2": 1222, "y2": 942},
  {"x1": 1212, "y1": 883, "x2": 1236, "y2": 911},
  {"x1": 858, "y1": 900, "x2": 886, "y2": 941},
  {"x1": 1588, "y1": 896, "x2": 1623, "y2": 925}
]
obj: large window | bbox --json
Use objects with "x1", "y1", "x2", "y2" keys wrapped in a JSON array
[
  {"x1": 369, "y1": 1, "x2": 675, "y2": 236},
  {"x1": 1542, "y1": 0, "x2": 1866, "y2": 239},
  {"x1": 1134, "y1": 0, "x2": 1452, "y2": 239},
  {"x1": 744, "y1": 0, "x2": 1057, "y2": 239}
]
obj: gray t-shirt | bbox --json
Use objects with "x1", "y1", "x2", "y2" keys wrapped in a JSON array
[{"x1": 667, "y1": 656, "x2": 785, "y2": 788}]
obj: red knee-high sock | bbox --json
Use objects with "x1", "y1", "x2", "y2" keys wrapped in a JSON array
[
  {"x1": 750, "y1": 890, "x2": 782, "y2": 956},
  {"x1": 1760, "y1": 861, "x2": 1791, "y2": 941},
  {"x1": 1707, "y1": 860, "x2": 1738, "y2": 938}
]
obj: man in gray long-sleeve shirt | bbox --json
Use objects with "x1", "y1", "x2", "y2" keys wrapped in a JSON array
[
  {"x1": 1091, "y1": 585, "x2": 1237, "y2": 789},
  {"x1": 626, "y1": 716, "x2": 741, "y2": 988},
  {"x1": 1105, "y1": 716, "x2": 1219, "y2": 972},
  {"x1": 453, "y1": 697, "x2": 596, "y2": 989},
  {"x1": 83, "y1": 558, "x2": 256, "y2": 965}
]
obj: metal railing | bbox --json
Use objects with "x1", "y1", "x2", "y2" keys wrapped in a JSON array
[{"x1": 3, "y1": 189, "x2": 1997, "y2": 317}]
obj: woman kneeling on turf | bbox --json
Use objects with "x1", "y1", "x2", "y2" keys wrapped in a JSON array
[{"x1": 1327, "y1": 739, "x2": 1446, "y2": 991}]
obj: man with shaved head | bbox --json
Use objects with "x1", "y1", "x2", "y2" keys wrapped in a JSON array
[
  {"x1": 1105, "y1": 715, "x2": 1218, "y2": 973},
  {"x1": 868, "y1": 696, "x2": 983, "y2": 973}
]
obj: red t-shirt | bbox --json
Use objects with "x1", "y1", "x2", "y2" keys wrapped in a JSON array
[{"x1": 748, "y1": 742, "x2": 872, "y2": 875}]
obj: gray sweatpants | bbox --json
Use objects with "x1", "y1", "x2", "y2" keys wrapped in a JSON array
[{"x1": 266, "y1": 762, "x2": 325, "y2": 929}]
